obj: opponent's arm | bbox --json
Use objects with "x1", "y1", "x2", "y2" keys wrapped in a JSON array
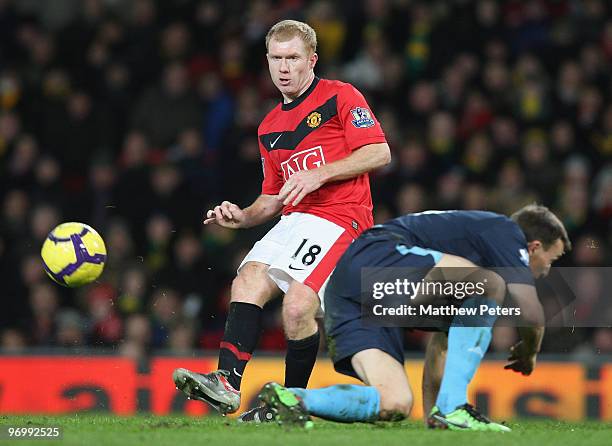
[
  {"x1": 504, "y1": 283, "x2": 545, "y2": 375},
  {"x1": 204, "y1": 194, "x2": 283, "y2": 229},
  {"x1": 278, "y1": 142, "x2": 391, "y2": 206}
]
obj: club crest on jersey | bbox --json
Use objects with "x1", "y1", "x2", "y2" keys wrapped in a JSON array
[
  {"x1": 519, "y1": 248, "x2": 530, "y2": 266},
  {"x1": 350, "y1": 107, "x2": 375, "y2": 128},
  {"x1": 281, "y1": 146, "x2": 326, "y2": 181},
  {"x1": 306, "y1": 111, "x2": 322, "y2": 128}
]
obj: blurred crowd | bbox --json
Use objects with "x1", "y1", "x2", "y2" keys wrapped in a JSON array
[{"x1": 0, "y1": 0, "x2": 610, "y2": 361}]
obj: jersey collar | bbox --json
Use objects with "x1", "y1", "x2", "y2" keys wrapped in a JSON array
[{"x1": 281, "y1": 76, "x2": 319, "y2": 111}]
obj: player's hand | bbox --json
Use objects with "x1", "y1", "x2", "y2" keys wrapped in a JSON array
[
  {"x1": 278, "y1": 170, "x2": 325, "y2": 206},
  {"x1": 203, "y1": 201, "x2": 245, "y2": 228},
  {"x1": 504, "y1": 340, "x2": 537, "y2": 375}
]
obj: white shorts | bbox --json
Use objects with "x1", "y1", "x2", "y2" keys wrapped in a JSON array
[{"x1": 238, "y1": 213, "x2": 353, "y2": 303}]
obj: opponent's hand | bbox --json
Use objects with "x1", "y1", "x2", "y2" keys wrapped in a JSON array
[
  {"x1": 278, "y1": 170, "x2": 325, "y2": 206},
  {"x1": 203, "y1": 201, "x2": 245, "y2": 228},
  {"x1": 504, "y1": 340, "x2": 537, "y2": 376}
]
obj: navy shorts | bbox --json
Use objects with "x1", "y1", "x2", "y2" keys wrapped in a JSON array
[{"x1": 324, "y1": 227, "x2": 442, "y2": 379}]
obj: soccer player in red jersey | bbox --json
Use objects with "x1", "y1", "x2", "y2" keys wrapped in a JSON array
[{"x1": 173, "y1": 20, "x2": 391, "y2": 420}]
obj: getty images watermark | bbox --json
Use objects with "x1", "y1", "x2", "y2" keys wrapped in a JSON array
[
  {"x1": 371, "y1": 277, "x2": 520, "y2": 318},
  {"x1": 361, "y1": 267, "x2": 612, "y2": 329}
]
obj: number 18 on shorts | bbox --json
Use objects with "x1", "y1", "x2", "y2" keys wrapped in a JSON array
[{"x1": 238, "y1": 212, "x2": 353, "y2": 300}]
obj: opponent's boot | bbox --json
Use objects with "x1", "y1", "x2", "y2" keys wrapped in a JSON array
[
  {"x1": 257, "y1": 382, "x2": 313, "y2": 428},
  {"x1": 428, "y1": 404, "x2": 511, "y2": 432}
]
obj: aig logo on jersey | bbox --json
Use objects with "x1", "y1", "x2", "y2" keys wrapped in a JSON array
[
  {"x1": 281, "y1": 146, "x2": 326, "y2": 181},
  {"x1": 306, "y1": 111, "x2": 322, "y2": 128},
  {"x1": 350, "y1": 107, "x2": 375, "y2": 128}
]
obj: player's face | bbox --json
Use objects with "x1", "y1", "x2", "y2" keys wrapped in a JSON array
[
  {"x1": 267, "y1": 36, "x2": 317, "y2": 102},
  {"x1": 528, "y1": 239, "x2": 564, "y2": 278}
]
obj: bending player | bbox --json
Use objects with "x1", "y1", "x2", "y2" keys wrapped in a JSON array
[
  {"x1": 173, "y1": 20, "x2": 390, "y2": 420},
  {"x1": 256, "y1": 205, "x2": 570, "y2": 431}
]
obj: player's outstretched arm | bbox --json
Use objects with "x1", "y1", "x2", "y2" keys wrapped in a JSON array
[
  {"x1": 504, "y1": 283, "x2": 545, "y2": 375},
  {"x1": 278, "y1": 142, "x2": 391, "y2": 206},
  {"x1": 203, "y1": 194, "x2": 283, "y2": 229}
]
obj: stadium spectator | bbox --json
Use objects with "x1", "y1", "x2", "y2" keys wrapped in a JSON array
[
  {"x1": 1, "y1": 328, "x2": 27, "y2": 352},
  {"x1": 28, "y1": 283, "x2": 60, "y2": 346},
  {"x1": 131, "y1": 62, "x2": 200, "y2": 149}
]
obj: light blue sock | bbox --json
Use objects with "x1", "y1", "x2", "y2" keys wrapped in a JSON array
[
  {"x1": 289, "y1": 385, "x2": 380, "y2": 422},
  {"x1": 435, "y1": 297, "x2": 499, "y2": 414}
]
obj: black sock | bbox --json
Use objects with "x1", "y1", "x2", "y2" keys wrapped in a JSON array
[
  {"x1": 218, "y1": 302, "x2": 262, "y2": 390},
  {"x1": 284, "y1": 330, "x2": 320, "y2": 388}
]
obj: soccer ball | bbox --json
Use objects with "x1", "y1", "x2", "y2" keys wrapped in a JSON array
[{"x1": 41, "y1": 222, "x2": 107, "y2": 287}]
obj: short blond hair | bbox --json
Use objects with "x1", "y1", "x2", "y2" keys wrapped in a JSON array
[{"x1": 265, "y1": 20, "x2": 317, "y2": 54}]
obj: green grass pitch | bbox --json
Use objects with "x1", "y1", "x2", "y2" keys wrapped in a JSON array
[{"x1": 1, "y1": 415, "x2": 611, "y2": 446}]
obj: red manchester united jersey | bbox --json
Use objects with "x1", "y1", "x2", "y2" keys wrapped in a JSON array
[{"x1": 258, "y1": 77, "x2": 387, "y2": 238}]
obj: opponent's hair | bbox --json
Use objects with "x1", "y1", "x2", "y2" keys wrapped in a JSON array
[
  {"x1": 266, "y1": 20, "x2": 317, "y2": 54},
  {"x1": 511, "y1": 204, "x2": 572, "y2": 252}
]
